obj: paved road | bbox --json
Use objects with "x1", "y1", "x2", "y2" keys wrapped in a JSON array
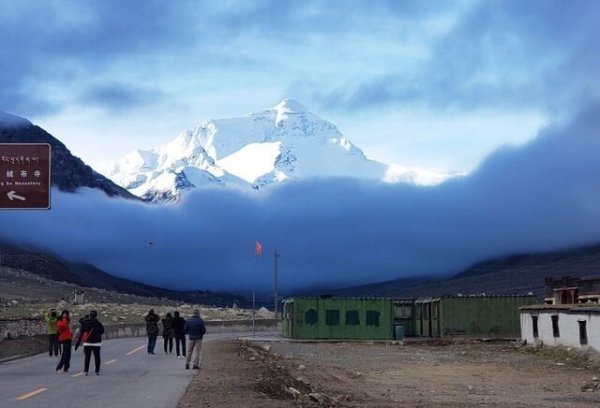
[{"x1": 0, "y1": 332, "x2": 278, "y2": 408}]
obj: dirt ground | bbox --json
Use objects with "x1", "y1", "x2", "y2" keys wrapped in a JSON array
[{"x1": 178, "y1": 339, "x2": 600, "y2": 408}]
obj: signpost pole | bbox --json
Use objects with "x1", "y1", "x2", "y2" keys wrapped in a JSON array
[{"x1": 274, "y1": 250, "x2": 279, "y2": 318}]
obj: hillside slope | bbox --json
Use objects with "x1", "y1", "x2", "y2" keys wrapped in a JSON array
[
  {"x1": 0, "y1": 117, "x2": 137, "y2": 200},
  {"x1": 0, "y1": 242, "x2": 242, "y2": 306},
  {"x1": 334, "y1": 244, "x2": 600, "y2": 300}
]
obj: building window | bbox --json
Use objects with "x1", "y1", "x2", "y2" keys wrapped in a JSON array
[
  {"x1": 395, "y1": 304, "x2": 412, "y2": 318},
  {"x1": 305, "y1": 309, "x2": 318, "y2": 325},
  {"x1": 579, "y1": 321, "x2": 588, "y2": 345},
  {"x1": 366, "y1": 310, "x2": 380, "y2": 327},
  {"x1": 531, "y1": 315, "x2": 539, "y2": 338},
  {"x1": 325, "y1": 309, "x2": 340, "y2": 326},
  {"x1": 345, "y1": 310, "x2": 360, "y2": 325},
  {"x1": 551, "y1": 315, "x2": 560, "y2": 338}
]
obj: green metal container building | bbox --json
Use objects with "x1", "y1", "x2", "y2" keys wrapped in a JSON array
[
  {"x1": 282, "y1": 295, "x2": 537, "y2": 340},
  {"x1": 282, "y1": 296, "x2": 395, "y2": 340},
  {"x1": 414, "y1": 295, "x2": 538, "y2": 337}
]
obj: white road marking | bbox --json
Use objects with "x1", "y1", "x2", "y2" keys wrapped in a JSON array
[{"x1": 126, "y1": 345, "x2": 146, "y2": 355}]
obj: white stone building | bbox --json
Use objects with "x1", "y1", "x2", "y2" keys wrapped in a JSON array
[{"x1": 520, "y1": 304, "x2": 600, "y2": 351}]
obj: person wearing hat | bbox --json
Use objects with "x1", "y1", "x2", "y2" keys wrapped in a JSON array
[{"x1": 44, "y1": 308, "x2": 59, "y2": 357}]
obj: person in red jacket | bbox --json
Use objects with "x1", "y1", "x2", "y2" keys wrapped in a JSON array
[{"x1": 55, "y1": 310, "x2": 73, "y2": 372}]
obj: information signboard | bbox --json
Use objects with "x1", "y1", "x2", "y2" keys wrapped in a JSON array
[{"x1": 0, "y1": 143, "x2": 51, "y2": 209}]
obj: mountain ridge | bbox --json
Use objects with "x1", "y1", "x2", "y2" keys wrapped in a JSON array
[
  {"x1": 0, "y1": 241, "x2": 243, "y2": 306},
  {"x1": 0, "y1": 112, "x2": 138, "y2": 200},
  {"x1": 332, "y1": 243, "x2": 600, "y2": 300},
  {"x1": 108, "y1": 99, "x2": 452, "y2": 202}
]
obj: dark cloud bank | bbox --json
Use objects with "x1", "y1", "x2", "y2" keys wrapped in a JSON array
[{"x1": 2, "y1": 103, "x2": 600, "y2": 293}]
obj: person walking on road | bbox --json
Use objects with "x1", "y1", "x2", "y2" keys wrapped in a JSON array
[
  {"x1": 55, "y1": 310, "x2": 73, "y2": 372},
  {"x1": 184, "y1": 309, "x2": 206, "y2": 370},
  {"x1": 75, "y1": 310, "x2": 104, "y2": 376},
  {"x1": 162, "y1": 312, "x2": 174, "y2": 354},
  {"x1": 172, "y1": 311, "x2": 186, "y2": 359},
  {"x1": 145, "y1": 309, "x2": 160, "y2": 354},
  {"x1": 44, "y1": 308, "x2": 59, "y2": 357}
]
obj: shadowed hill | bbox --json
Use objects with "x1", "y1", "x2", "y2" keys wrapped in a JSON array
[
  {"x1": 0, "y1": 122, "x2": 138, "y2": 200},
  {"x1": 333, "y1": 243, "x2": 600, "y2": 301},
  {"x1": 0, "y1": 242, "x2": 243, "y2": 306}
]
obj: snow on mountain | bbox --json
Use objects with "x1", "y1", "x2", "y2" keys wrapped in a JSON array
[
  {"x1": 107, "y1": 99, "x2": 453, "y2": 201},
  {"x1": 384, "y1": 164, "x2": 460, "y2": 186},
  {"x1": 218, "y1": 142, "x2": 285, "y2": 183},
  {"x1": 107, "y1": 129, "x2": 249, "y2": 201}
]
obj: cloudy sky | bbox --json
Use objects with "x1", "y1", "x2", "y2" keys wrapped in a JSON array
[
  {"x1": 3, "y1": 0, "x2": 597, "y2": 174},
  {"x1": 1, "y1": 1, "x2": 599, "y2": 295},
  {"x1": 2, "y1": 102, "x2": 600, "y2": 294}
]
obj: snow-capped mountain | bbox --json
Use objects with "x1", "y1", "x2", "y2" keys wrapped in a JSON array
[{"x1": 108, "y1": 99, "x2": 451, "y2": 201}]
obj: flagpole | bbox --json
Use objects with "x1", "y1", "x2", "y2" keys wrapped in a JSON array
[
  {"x1": 253, "y1": 241, "x2": 263, "y2": 338},
  {"x1": 274, "y1": 250, "x2": 279, "y2": 319}
]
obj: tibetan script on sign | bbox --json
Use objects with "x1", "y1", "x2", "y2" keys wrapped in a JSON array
[{"x1": 0, "y1": 143, "x2": 51, "y2": 209}]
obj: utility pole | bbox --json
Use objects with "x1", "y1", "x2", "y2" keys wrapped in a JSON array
[{"x1": 274, "y1": 250, "x2": 280, "y2": 318}]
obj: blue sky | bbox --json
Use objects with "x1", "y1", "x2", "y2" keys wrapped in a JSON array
[{"x1": 2, "y1": 0, "x2": 596, "y2": 174}]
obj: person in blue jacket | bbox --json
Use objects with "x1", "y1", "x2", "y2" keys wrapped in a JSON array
[{"x1": 184, "y1": 309, "x2": 206, "y2": 370}]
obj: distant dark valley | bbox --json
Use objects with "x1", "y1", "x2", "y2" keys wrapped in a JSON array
[
  {"x1": 3, "y1": 239, "x2": 600, "y2": 305},
  {"x1": 0, "y1": 241, "x2": 241, "y2": 307}
]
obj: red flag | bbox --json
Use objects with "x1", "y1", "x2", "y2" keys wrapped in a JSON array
[{"x1": 255, "y1": 241, "x2": 263, "y2": 257}]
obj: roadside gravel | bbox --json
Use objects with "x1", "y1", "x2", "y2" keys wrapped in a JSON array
[{"x1": 179, "y1": 338, "x2": 600, "y2": 407}]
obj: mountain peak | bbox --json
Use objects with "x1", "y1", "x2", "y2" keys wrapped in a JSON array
[
  {"x1": 107, "y1": 100, "x2": 453, "y2": 202},
  {"x1": 273, "y1": 98, "x2": 308, "y2": 115}
]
